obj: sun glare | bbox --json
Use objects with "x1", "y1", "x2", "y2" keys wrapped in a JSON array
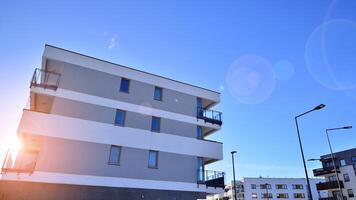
[{"x1": 7, "y1": 137, "x2": 22, "y2": 152}]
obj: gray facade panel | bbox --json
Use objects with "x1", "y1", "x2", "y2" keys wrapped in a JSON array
[
  {"x1": 36, "y1": 136, "x2": 198, "y2": 183},
  {"x1": 50, "y1": 97, "x2": 197, "y2": 138},
  {"x1": 0, "y1": 181, "x2": 206, "y2": 200},
  {"x1": 46, "y1": 59, "x2": 198, "y2": 117}
]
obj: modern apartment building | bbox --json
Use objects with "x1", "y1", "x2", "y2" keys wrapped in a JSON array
[
  {"x1": 312, "y1": 148, "x2": 356, "y2": 200},
  {"x1": 0, "y1": 44, "x2": 225, "y2": 200},
  {"x1": 208, "y1": 177, "x2": 327, "y2": 200}
]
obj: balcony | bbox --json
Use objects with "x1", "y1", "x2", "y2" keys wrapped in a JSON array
[
  {"x1": 316, "y1": 181, "x2": 344, "y2": 190},
  {"x1": 30, "y1": 68, "x2": 61, "y2": 90},
  {"x1": 197, "y1": 107, "x2": 222, "y2": 126},
  {"x1": 313, "y1": 166, "x2": 340, "y2": 176},
  {"x1": 319, "y1": 196, "x2": 347, "y2": 200},
  {"x1": 197, "y1": 169, "x2": 225, "y2": 188},
  {"x1": 1, "y1": 149, "x2": 38, "y2": 174}
]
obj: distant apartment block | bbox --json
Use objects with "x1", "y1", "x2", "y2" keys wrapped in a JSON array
[
  {"x1": 0, "y1": 45, "x2": 225, "y2": 200},
  {"x1": 312, "y1": 148, "x2": 356, "y2": 200},
  {"x1": 208, "y1": 177, "x2": 327, "y2": 200}
]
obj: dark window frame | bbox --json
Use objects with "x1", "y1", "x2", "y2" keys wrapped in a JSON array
[
  {"x1": 151, "y1": 116, "x2": 161, "y2": 132},
  {"x1": 352, "y1": 156, "x2": 356, "y2": 162},
  {"x1": 293, "y1": 193, "x2": 305, "y2": 198},
  {"x1": 197, "y1": 126, "x2": 203, "y2": 140},
  {"x1": 276, "y1": 184, "x2": 288, "y2": 189},
  {"x1": 114, "y1": 109, "x2": 126, "y2": 126},
  {"x1": 343, "y1": 173, "x2": 350, "y2": 182},
  {"x1": 148, "y1": 150, "x2": 159, "y2": 169},
  {"x1": 292, "y1": 184, "x2": 304, "y2": 190},
  {"x1": 108, "y1": 145, "x2": 122, "y2": 165},
  {"x1": 119, "y1": 78, "x2": 130, "y2": 93},
  {"x1": 153, "y1": 86, "x2": 163, "y2": 101}
]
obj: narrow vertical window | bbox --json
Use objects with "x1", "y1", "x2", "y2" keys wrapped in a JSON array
[
  {"x1": 197, "y1": 157, "x2": 204, "y2": 182},
  {"x1": 120, "y1": 78, "x2": 130, "y2": 93},
  {"x1": 197, "y1": 126, "x2": 203, "y2": 139},
  {"x1": 151, "y1": 116, "x2": 161, "y2": 132},
  {"x1": 343, "y1": 173, "x2": 350, "y2": 182},
  {"x1": 148, "y1": 150, "x2": 158, "y2": 168},
  {"x1": 154, "y1": 86, "x2": 163, "y2": 101},
  {"x1": 108, "y1": 145, "x2": 121, "y2": 165},
  {"x1": 115, "y1": 109, "x2": 126, "y2": 126},
  {"x1": 197, "y1": 97, "x2": 203, "y2": 117}
]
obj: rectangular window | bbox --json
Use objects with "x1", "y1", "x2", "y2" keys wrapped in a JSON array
[
  {"x1": 293, "y1": 193, "x2": 305, "y2": 198},
  {"x1": 114, "y1": 109, "x2": 126, "y2": 126},
  {"x1": 251, "y1": 184, "x2": 257, "y2": 189},
  {"x1": 276, "y1": 184, "x2": 287, "y2": 189},
  {"x1": 348, "y1": 189, "x2": 354, "y2": 198},
  {"x1": 329, "y1": 175, "x2": 337, "y2": 181},
  {"x1": 261, "y1": 193, "x2": 272, "y2": 199},
  {"x1": 197, "y1": 157, "x2": 204, "y2": 182},
  {"x1": 108, "y1": 145, "x2": 121, "y2": 165},
  {"x1": 325, "y1": 161, "x2": 334, "y2": 168},
  {"x1": 292, "y1": 184, "x2": 303, "y2": 189},
  {"x1": 151, "y1": 116, "x2": 161, "y2": 132},
  {"x1": 260, "y1": 184, "x2": 271, "y2": 189},
  {"x1": 340, "y1": 159, "x2": 346, "y2": 166},
  {"x1": 343, "y1": 173, "x2": 350, "y2": 182},
  {"x1": 148, "y1": 150, "x2": 158, "y2": 168},
  {"x1": 277, "y1": 193, "x2": 289, "y2": 198},
  {"x1": 197, "y1": 97, "x2": 203, "y2": 117},
  {"x1": 352, "y1": 156, "x2": 356, "y2": 162},
  {"x1": 197, "y1": 126, "x2": 203, "y2": 139},
  {"x1": 120, "y1": 78, "x2": 130, "y2": 93},
  {"x1": 153, "y1": 86, "x2": 163, "y2": 101},
  {"x1": 251, "y1": 193, "x2": 257, "y2": 198}
]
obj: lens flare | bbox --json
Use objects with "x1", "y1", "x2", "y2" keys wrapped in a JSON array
[
  {"x1": 305, "y1": 19, "x2": 356, "y2": 91},
  {"x1": 227, "y1": 55, "x2": 276, "y2": 104}
]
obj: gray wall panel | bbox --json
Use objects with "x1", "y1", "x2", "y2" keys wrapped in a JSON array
[
  {"x1": 36, "y1": 136, "x2": 198, "y2": 183},
  {"x1": 50, "y1": 97, "x2": 197, "y2": 138},
  {"x1": 46, "y1": 59, "x2": 198, "y2": 117}
]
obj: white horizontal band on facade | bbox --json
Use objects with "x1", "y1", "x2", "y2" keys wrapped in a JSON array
[
  {"x1": 18, "y1": 110, "x2": 223, "y2": 160},
  {"x1": 30, "y1": 87, "x2": 221, "y2": 130},
  {"x1": 1, "y1": 171, "x2": 223, "y2": 194},
  {"x1": 43, "y1": 45, "x2": 220, "y2": 102}
]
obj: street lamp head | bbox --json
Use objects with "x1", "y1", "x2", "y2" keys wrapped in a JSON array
[
  {"x1": 307, "y1": 158, "x2": 320, "y2": 161},
  {"x1": 343, "y1": 126, "x2": 352, "y2": 129},
  {"x1": 231, "y1": 151, "x2": 237, "y2": 154},
  {"x1": 314, "y1": 104, "x2": 326, "y2": 110}
]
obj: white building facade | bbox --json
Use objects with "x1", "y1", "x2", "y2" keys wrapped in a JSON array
[
  {"x1": 210, "y1": 177, "x2": 327, "y2": 200},
  {"x1": 0, "y1": 44, "x2": 224, "y2": 200}
]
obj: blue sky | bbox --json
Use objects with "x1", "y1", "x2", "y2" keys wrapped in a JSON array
[{"x1": 1, "y1": 0, "x2": 356, "y2": 181}]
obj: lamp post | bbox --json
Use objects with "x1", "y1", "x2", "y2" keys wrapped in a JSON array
[
  {"x1": 325, "y1": 126, "x2": 352, "y2": 200},
  {"x1": 295, "y1": 104, "x2": 325, "y2": 200},
  {"x1": 231, "y1": 151, "x2": 237, "y2": 200}
]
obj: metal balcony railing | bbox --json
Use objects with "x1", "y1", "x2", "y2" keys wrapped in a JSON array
[
  {"x1": 316, "y1": 181, "x2": 344, "y2": 190},
  {"x1": 30, "y1": 68, "x2": 61, "y2": 90},
  {"x1": 1, "y1": 149, "x2": 38, "y2": 174},
  {"x1": 197, "y1": 107, "x2": 222, "y2": 126},
  {"x1": 313, "y1": 166, "x2": 339, "y2": 176},
  {"x1": 197, "y1": 169, "x2": 225, "y2": 188},
  {"x1": 319, "y1": 196, "x2": 347, "y2": 200}
]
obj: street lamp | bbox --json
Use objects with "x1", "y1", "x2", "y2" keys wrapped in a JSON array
[
  {"x1": 295, "y1": 104, "x2": 325, "y2": 200},
  {"x1": 325, "y1": 126, "x2": 352, "y2": 200},
  {"x1": 231, "y1": 151, "x2": 237, "y2": 200}
]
